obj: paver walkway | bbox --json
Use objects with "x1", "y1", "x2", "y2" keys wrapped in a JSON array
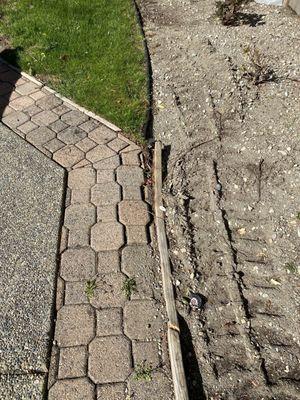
[{"x1": 0, "y1": 60, "x2": 173, "y2": 399}]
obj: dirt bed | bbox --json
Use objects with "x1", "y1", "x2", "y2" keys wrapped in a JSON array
[{"x1": 137, "y1": 0, "x2": 300, "y2": 399}]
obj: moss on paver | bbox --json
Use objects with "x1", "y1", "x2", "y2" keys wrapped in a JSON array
[{"x1": 0, "y1": 0, "x2": 148, "y2": 141}]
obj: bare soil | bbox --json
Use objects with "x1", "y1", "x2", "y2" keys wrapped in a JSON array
[{"x1": 137, "y1": 0, "x2": 300, "y2": 399}]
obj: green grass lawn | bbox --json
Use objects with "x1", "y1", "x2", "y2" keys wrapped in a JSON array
[{"x1": 0, "y1": 0, "x2": 148, "y2": 141}]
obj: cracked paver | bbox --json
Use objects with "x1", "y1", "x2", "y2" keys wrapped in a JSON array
[{"x1": 0, "y1": 61, "x2": 172, "y2": 399}]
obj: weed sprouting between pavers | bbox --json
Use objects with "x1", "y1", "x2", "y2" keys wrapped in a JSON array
[
  {"x1": 134, "y1": 362, "x2": 153, "y2": 382},
  {"x1": 85, "y1": 279, "x2": 97, "y2": 301},
  {"x1": 122, "y1": 277, "x2": 137, "y2": 300}
]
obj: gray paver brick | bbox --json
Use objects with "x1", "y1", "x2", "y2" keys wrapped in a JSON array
[
  {"x1": 58, "y1": 346, "x2": 87, "y2": 379},
  {"x1": 36, "y1": 95, "x2": 62, "y2": 110},
  {"x1": 132, "y1": 341, "x2": 160, "y2": 369},
  {"x1": 123, "y1": 185, "x2": 142, "y2": 200},
  {"x1": 96, "y1": 169, "x2": 115, "y2": 183},
  {"x1": 97, "y1": 383, "x2": 126, "y2": 400},
  {"x1": 119, "y1": 200, "x2": 150, "y2": 226},
  {"x1": 91, "y1": 182, "x2": 121, "y2": 206},
  {"x1": 121, "y1": 150, "x2": 141, "y2": 166},
  {"x1": 31, "y1": 110, "x2": 58, "y2": 126},
  {"x1": 116, "y1": 165, "x2": 144, "y2": 186},
  {"x1": 97, "y1": 205, "x2": 117, "y2": 222},
  {"x1": 68, "y1": 167, "x2": 96, "y2": 189},
  {"x1": 44, "y1": 138, "x2": 65, "y2": 153},
  {"x1": 60, "y1": 247, "x2": 96, "y2": 281},
  {"x1": 71, "y1": 188, "x2": 90, "y2": 204},
  {"x1": 61, "y1": 110, "x2": 89, "y2": 125},
  {"x1": 17, "y1": 121, "x2": 38, "y2": 135},
  {"x1": 65, "y1": 281, "x2": 88, "y2": 305},
  {"x1": 96, "y1": 308, "x2": 123, "y2": 336},
  {"x1": 88, "y1": 336, "x2": 131, "y2": 384},
  {"x1": 26, "y1": 126, "x2": 56, "y2": 147},
  {"x1": 88, "y1": 126, "x2": 116, "y2": 144},
  {"x1": 10, "y1": 96, "x2": 35, "y2": 111},
  {"x1": 53, "y1": 145, "x2": 84, "y2": 168},
  {"x1": 55, "y1": 304, "x2": 95, "y2": 347},
  {"x1": 86, "y1": 144, "x2": 115, "y2": 164},
  {"x1": 52, "y1": 104, "x2": 71, "y2": 116},
  {"x1": 49, "y1": 378, "x2": 94, "y2": 400},
  {"x1": 93, "y1": 155, "x2": 120, "y2": 170},
  {"x1": 57, "y1": 126, "x2": 87, "y2": 145},
  {"x1": 50, "y1": 119, "x2": 68, "y2": 133},
  {"x1": 128, "y1": 371, "x2": 173, "y2": 400},
  {"x1": 80, "y1": 119, "x2": 99, "y2": 133},
  {"x1": 56, "y1": 278, "x2": 65, "y2": 311},
  {"x1": 124, "y1": 300, "x2": 163, "y2": 340},
  {"x1": 76, "y1": 137, "x2": 97, "y2": 152},
  {"x1": 91, "y1": 222, "x2": 124, "y2": 251},
  {"x1": 97, "y1": 251, "x2": 120, "y2": 274},
  {"x1": 64, "y1": 203, "x2": 96, "y2": 229},
  {"x1": 30, "y1": 90, "x2": 46, "y2": 101},
  {"x1": 2, "y1": 111, "x2": 29, "y2": 128},
  {"x1": 23, "y1": 104, "x2": 43, "y2": 117},
  {"x1": 127, "y1": 225, "x2": 148, "y2": 245},
  {"x1": 15, "y1": 81, "x2": 39, "y2": 95},
  {"x1": 90, "y1": 273, "x2": 126, "y2": 308},
  {"x1": 68, "y1": 226, "x2": 90, "y2": 247},
  {"x1": 107, "y1": 137, "x2": 128, "y2": 153}
]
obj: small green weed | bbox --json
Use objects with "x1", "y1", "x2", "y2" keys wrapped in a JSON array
[
  {"x1": 122, "y1": 277, "x2": 137, "y2": 300},
  {"x1": 85, "y1": 279, "x2": 97, "y2": 301},
  {"x1": 134, "y1": 362, "x2": 153, "y2": 382},
  {"x1": 215, "y1": 0, "x2": 245, "y2": 26},
  {"x1": 296, "y1": 212, "x2": 300, "y2": 220},
  {"x1": 242, "y1": 45, "x2": 277, "y2": 85},
  {"x1": 285, "y1": 262, "x2": 297, "y2": 274}
]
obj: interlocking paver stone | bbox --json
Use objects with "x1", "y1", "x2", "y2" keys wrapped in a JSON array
[
  {"x1": 15, "y1": 81, "x2": 39, "y2": 95},
  {"x1": 124, "y1": 300, "x2": 163, "y2": 340},
  {"x1": 119, "y1": 200, "x2": 150, "y2": 226},
  {"x1": 31, "y1": 110, "x2": 58, "y2": 126},
  {"x1": 127, "y1": 225, "x2": 148, "y2": 245},
  {"x1": 132, "y1": 341, "x2": 160, "y2": 368},
  {"x1": 97, "y1": 383, "x2": 126, "y2": 400},
  {"x1": 64, "y1": 203, "x2": 95, "y2": 228},
  {"x1": 107, "y1": 137, "x2": 128, "y2": 153},
  {"x1": 10, "y1": 96, "x2": 35, "y2": 111},
  {"x1": 26, "y1": 126, "x2": 56, "y2": 147},
  {"x1": 68, "y1": 167, "x2": 96, "y2": 189},
  {"x1": 65, "y1": 281, "x2": 88, "y2": 305},
  {"x1": 53, "y1": 145, "x2": 84, "y2": 168},
  {"x1": 91, "y1": 221, "x2": 124, "y2": 251},
  {"x1": 71, "y1": 188, "x2": 90, "y2": 204},
  {"x1": 50, "y1": 119, "x2": 68, "y2": 133},
  {"x1": 68, "y1": 226, "x2": 90, "y2": 247},
  {"x1": 90, "y1": 273, "x2": 126, "y2": 308},
  {"x1": 116, "y1": 165, "x2": 144, "y2": 186},
  {"x1": 86, "y1": 144, "x2": 115, "y2": 163},
  {"x1": 88, "y1": 336, "x2": 131, "y2": 384},
  {"x1": 91, "y1": 182, "x2": 121, "y2": 206},
  {"x1": 49, "y1": 378, "x2": 94, "y2": 400},
  {"x1": 123, "y1": 185, "x2": 142, "y2": 200},
  {"x1": 96, "y1": 169, "x2": 115, "y2": 183},
  {"x1": 61, "y1": 110, "x2": 89, "y2": 125},
  {"x1": 57, "y1": 126, "x2": 86, "y2": 145},
  {"x1": 55, "y1": 305, "x2": 95, "y2": 347},
  {"x1": 97, "y1": 251, "x2": 120, "y2": 273},
  {"x1": 58, "y1": 346, "x2": 87, "y2": 379},
  {"x1": 44, "y1": 138, "x2": 65, "y2": 153},
  {"x1": 76, "y1": 137, "x2": 97, "y2": 152},
  {"x1": 94, "y1": 154, "x2": 120, "y2": 170},
  {"x1": 30, "y1": 90, "x2": 46, "y2": 101},
  {"x1": 97, "y1": 205, "x2": 117, "y2": 222},
  {"x1": 23, "y1": 104, "x2": 42, "y2": 116},
  {"x1": 128, "y1": 371, "x2": 173, "y2": 400},
  {"x1": 60, "y1": 247, "x2": 96, "y2": 281},
  {"x1": 122, "y1": 150, "x2": 141, "y2": 166},
  {"x1": 96, "y1": 308, "x2": 123, "y2": 336},
  {"x1": 36, "y1": 95, "x2": 62, "y2": 110},
  {"x1": 80, "y1": 119, "x2": 99, "y2": 133},
  {"x1": 2, "y1": 111, "x2": 29, "y2": 128},
  {"x1": 89, "y1": 126, "x2": 116, "y2": 144},
  {"x1": 17, "y1": 121, "x2": 38, "y2": 135},
  {"x1": 53, "y1": 103, "x2": 71, "y2": 116}
]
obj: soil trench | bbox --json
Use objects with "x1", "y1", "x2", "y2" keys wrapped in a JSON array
[{"x1": 137, "y1": 0, "x2": 300, "y2": 399}]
